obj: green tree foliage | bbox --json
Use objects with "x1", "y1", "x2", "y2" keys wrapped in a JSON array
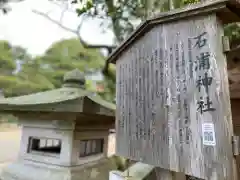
[
  {"x1": 16, "y1": 56, "x2": 55, "y2": 94},
  {"x1": 39, "y1": 38, "x2": 105, "y2": 87},
  {"x1": 0, "y1": 40, "x2": 50, "y2": 96},
  {"x1": 0, "y1": 41, "x2": 23, "y2": 96},
  {"x1": 20, "y1": 38, "x2": 116, "y2": 102},
  {"x1": 0, "y1": 40, "x2": 16, "y2": 74},
  {"x1": 0, "y1": 39, "x2": 116, "y2": 102}
]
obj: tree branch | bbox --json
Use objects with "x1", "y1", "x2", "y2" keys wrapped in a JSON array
[
  {"x1": 32, "y1": 4, "x2": 117, "y2": 76},
  {"x1": 32, "y1": 9, "x2": 76, "y2": 33},
  {"x1": 32, "y1": 9, "x2": 117, "y2": 50}
]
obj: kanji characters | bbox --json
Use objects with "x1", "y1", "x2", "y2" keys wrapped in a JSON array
[
  {"x1": 194, "y1": 31, "x2": 215, "y2": 115},
  {"x1": 197, "y1": 96, "x2": 216, "y2": 114},
  {"x1": 194, "y1": 32, "x2": 207, "y2": 49},
  {"x1": 196, "y1": 72, "x2": 213, "y2": 93},
  {"x1": 195, "y1": 52, "x2": 210, "y2": 71}
]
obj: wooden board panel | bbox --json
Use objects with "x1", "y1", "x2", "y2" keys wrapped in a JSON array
[{"x1": 115, "y1": 14, "x2": 234, "y2": 179}]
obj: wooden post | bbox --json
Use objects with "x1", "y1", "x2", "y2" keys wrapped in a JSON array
[{"x1": 108, "y1": 1, "x2": 240, "y2": 180}]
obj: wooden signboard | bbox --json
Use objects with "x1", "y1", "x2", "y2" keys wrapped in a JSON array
[{"x1": 108, "y1": 1, "x2": 240, "y2": 179}]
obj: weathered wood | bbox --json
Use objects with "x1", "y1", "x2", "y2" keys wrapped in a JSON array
[
  {"x1": 232, "y1": 136, "x2": 240, "y2": 156},
  {"x1": 115, "y1": 13, "x2": 235, "y2": 179},
  {"x1": 222, "y1": 36, "x2": 230, "y2": 53}
]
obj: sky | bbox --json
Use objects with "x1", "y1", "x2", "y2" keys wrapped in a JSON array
[{"x1": 0, "y1": 0, "x2": 115, "y2": 56}]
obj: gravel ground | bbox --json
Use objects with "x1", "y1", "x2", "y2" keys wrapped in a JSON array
[{"x1": 0, "y1": 128, "x2": 21, "y2": 175}]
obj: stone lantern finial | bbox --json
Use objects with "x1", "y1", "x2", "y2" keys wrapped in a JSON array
[{"x1": 63, "y1": 69, "x2": 86, "y2": 88}]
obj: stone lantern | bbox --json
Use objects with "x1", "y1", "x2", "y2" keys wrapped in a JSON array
[{"x1": 0, "y1": 69, "x2": 115, "y2": 180}]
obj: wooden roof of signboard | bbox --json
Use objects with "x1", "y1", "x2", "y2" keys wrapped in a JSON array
[{"x1": 0, "y1": 69, "x2": 115, "y2": 119}]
